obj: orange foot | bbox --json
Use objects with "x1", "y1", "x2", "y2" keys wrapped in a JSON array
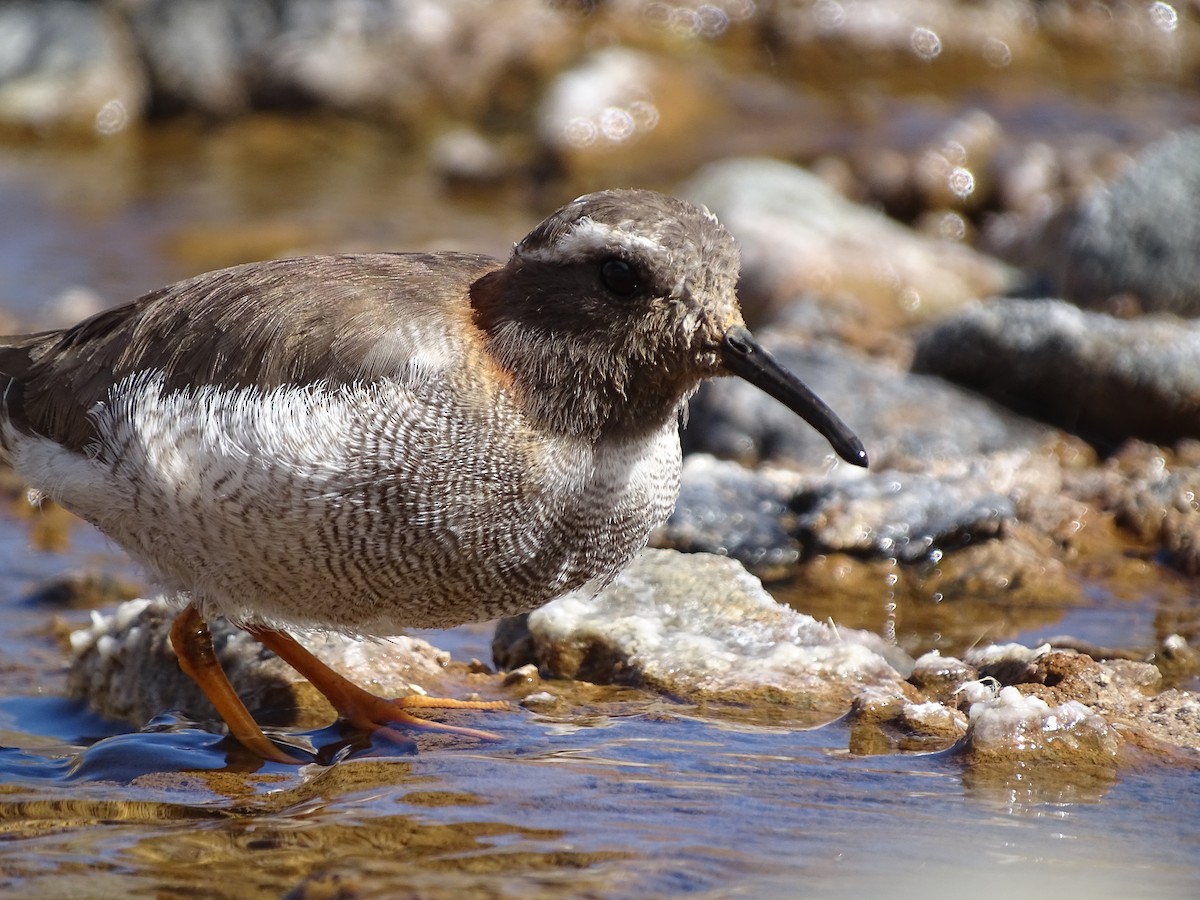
[{"x1": 169, "y1": 602, "x2": 507, "y2": 764}]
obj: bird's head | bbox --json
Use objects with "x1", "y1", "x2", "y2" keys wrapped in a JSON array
[{"x1": 472, "y1": 189, "x2": 866, "y2": 466}]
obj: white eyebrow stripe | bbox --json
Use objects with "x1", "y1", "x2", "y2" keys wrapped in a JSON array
[{"x1": 518, "y1": 217, "x2": 667, "y2": 263}]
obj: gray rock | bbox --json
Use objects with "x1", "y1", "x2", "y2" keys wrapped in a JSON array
[
  {"x1": 662, "y1": 448, "x2": 1079, "y2": 620},
  {"x1": 912, "y1": 297, "x2": 1200, "y2": 447},
  {"x1": 655, "y1": 454, "x2": 806, "y2": 575},
  {"x1": 0, "y1": 0, "x2": 145, "y2": 130},
  {"x1": 685, "y1": 331, "x2": 1053, "y2": 471},
  {"x1": 494, "y1": 549, "x2": 911, "y2": 715},
  {"x1": 793, "y1": 469, "x2": 1015, "y2": 563},
  {"x1": 682, "y1": 157, "x2": 1016, "y2": 326},
  {"x1": 1061, "y1": 129, "x2": 1200, "y2": 316}
]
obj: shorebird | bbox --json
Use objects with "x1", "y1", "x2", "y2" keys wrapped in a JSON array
[{"x1": 0, "y1": 189, "x2": 866, "y2": 763}]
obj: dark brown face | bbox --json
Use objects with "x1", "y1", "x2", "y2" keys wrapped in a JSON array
[{"x1": 509, "y1": 190, "x2": 742, "y2": 355}]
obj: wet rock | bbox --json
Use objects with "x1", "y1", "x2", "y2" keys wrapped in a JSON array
[
  {"x1": 780, "y1": 524, "x2": 1081, "y2": 659},
  {"x1": 965, "y1": 643, "x2": 1165, "y2": 708},
  {"x1": 682, "y1": 157, "x2": 1017, "y2": 326},
  {"x1": 965, "y1": 642, "x2": 1054, "y2": 690},
  {"x1": 653, "y1": 454, "x2": 806, "y2": 576},
  {"x1": 686, "y1": 328, "x2": 1054, "y2": 471},
  {"x1": 793, "y1": 468, "x2": 1015, "y2": 563},
  {"x1": 925, "y1": 520, "x2": 1077, "y2": 601},
  {"x1": 961, "y1": 641, "x2": 1200, "y2": 756},
  {"x1": 968, "y1": 644, "x2": 1159, "y2": 712},
  {"x1": 847, "y1": 685, "x2": 967, "y2": 754},
  {"x1": 894, "y1": 699, "x2": 967, "y2": 741},
  {"x1": 68, "y1": 596, "x2": 459, "y2": 728},
  {"x1": 1066, "y1": 440, "x2": 1200, "y2": 578},
  {"x1": 913, "y1": 298, "x2": 1200, "y2": 448},
  {"x1": 1060, "y1": 129, "x2": 1200, "y2": 316},
  {"x1": 0, "y1": 0, "x2": 145, "y2": 131},
  {"x1": 907, "y1": 651, "x2": 978, "y2": 706},
  {"x1": 962, "y1": 685, "x2": 1121, "y2": 765},
  {"x1": 666, "y1": 443, "x2": 1084, "y2": 637},
  {"x1": 493, "y1": 549, "x2": 911, "y2": 719}
]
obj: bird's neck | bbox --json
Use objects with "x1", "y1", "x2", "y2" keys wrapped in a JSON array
[{"x1": 470, "y1": 274, "x2": 693, "y2": 442}]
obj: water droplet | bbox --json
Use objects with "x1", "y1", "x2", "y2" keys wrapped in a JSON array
[
  {"x1": 910, "y1": 27, "x2": 941, "y2": 61},
  {"x1": 94, "y1": 99, "x2": 129, "y2": 136},
  {"x1": 1148, "y1": 1, "x2": 1178, "y2": 32},
  {"x1": 982, "y1": 36, "x2": 1012, "y2": 67},
  {"x1": 948, "y1": 166, "x2": 976, "y2": 198}
]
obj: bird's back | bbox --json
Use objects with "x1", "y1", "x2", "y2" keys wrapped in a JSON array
[{"x1": 0, "y1": 252, "x2": 502, "y2": 451}]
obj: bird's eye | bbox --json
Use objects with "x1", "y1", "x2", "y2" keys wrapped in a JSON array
[{"x1": 599, "y1": 258, "x2": 640, "y2": 296}]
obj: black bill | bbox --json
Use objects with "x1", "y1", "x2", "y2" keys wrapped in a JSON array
[{"x1": 720, "y1": 325, "x2": 868, "y2": 467}]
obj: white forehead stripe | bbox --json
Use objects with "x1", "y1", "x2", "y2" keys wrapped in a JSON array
[{"x1": 519, "y1": 217, "x2": 667, "y2": 264}]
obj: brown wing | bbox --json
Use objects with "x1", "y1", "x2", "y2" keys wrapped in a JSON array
[{"x1": 0, "y1": 252, "x2": 500, "y2": 451}]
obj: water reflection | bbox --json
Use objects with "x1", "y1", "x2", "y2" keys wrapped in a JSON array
[{"x1": 0, "y1": 694, "x2": 1196, "y2": 896}]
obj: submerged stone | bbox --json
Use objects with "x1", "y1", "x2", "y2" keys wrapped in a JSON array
[
  {"x1": 68, "y1": 597, "x2": 459, "y2": 729},
  {"x1": 963, "y1": 685, "x2": 1121, "y2": 765},
  {"x1": 494, "y1": 548, "x2": 911, "y2": 720}
]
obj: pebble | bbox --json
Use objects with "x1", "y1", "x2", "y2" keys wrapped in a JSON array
[
  {"x1": 1060, "y1": 129, "x2": 1200, "y2": 316},
  {"x1": 913, "y1": 297, "x2": 1200, "y2": 447}
]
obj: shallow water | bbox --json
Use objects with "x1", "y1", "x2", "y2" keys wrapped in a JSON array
[
  {"x1": 2, "y1": 75, "x2": 1200, "y2": 897},
  {"x1": 1, "y1": 679, "x2": 1198, "y2": 898}
]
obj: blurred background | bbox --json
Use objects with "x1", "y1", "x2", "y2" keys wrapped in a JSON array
[
  {"x1": 2, "y1": 3, "x2": 1200, "y2": 897},
  {"x1": 1, "y1": 0, "x2": 1196, "y2": 327}
]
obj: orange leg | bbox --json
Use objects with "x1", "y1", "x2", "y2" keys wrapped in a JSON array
[
  {"x1": 245, "y1": 626, "x2": 507, "y2": 744},
  {"x1": 169, "y1": 602, "x2": 507, "y2": 763},
  {"x1": 169, "y1": 603, "x2": 300, "y2": 764}
]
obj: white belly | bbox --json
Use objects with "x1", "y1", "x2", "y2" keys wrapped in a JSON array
[{"x1": 5, "y1": 371, "x2": 682, "y2": 634}]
